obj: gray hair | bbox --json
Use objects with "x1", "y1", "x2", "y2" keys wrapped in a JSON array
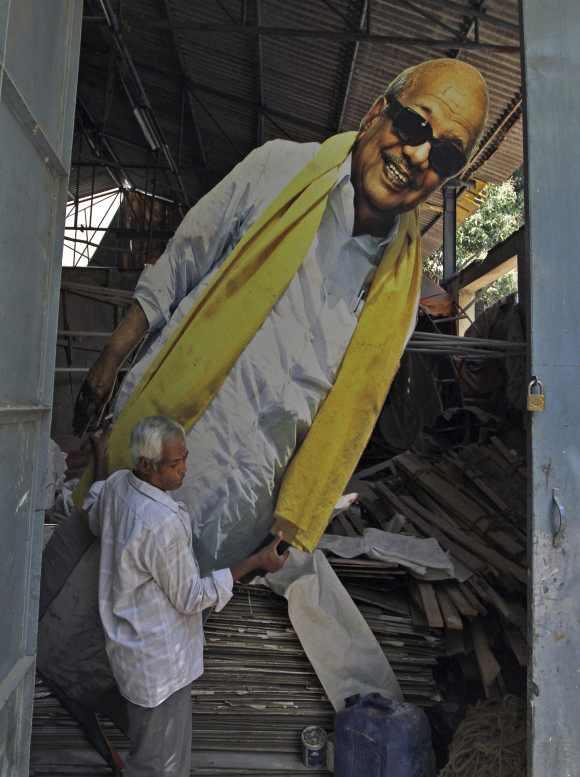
[
  {"x1": 356, "y1": 70, "x2": 413, "y2": 131},
  {"x1": 130, "y1": 416, "x2": 185, "y2": 467}
]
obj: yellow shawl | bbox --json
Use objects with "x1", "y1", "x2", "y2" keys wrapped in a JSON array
[{"x1": 78, "y1": 131, "x2": 422, "y2": 551}]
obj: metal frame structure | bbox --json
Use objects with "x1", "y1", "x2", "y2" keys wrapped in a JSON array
[{"x1": 65, "y1": 0, "x2": 523, "y2": 267}]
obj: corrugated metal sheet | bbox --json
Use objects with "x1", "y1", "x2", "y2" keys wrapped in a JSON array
[{"x1": 73, "y1": 0, "x2": 523, "y2": 257}]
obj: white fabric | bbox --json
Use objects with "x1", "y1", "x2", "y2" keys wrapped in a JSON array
[
  {"x1": 115, "y1": 140, "x2": 407, "y2": 574},
  {"x1": 319, "y1": 528, "x2": 455, "y2": 579},
  {"x1": 264, "y1": 549, "x2": 403, "y2": 709},
  {"x1": 42, "y1": 439, "x2": 67, "y2": 510},
  {"x1": 87, "y1": 470, "x2": 233, "y2": 708}
]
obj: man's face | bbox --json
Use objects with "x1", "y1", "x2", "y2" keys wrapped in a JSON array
[
  {"x1": 147, "y1": 435, "x2": 189, "y2": 492},
  {"x1": 351, "y1": 66, "x2": 485, "y2": 229}
]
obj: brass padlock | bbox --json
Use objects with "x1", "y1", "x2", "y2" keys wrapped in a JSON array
[{"x1": 527, "y1": 378, "x2": 545, "y2": 412}]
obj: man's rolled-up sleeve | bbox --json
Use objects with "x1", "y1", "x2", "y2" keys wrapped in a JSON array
[{"x1": 210, "y1": 568, "x2": 234, "y2": 612}]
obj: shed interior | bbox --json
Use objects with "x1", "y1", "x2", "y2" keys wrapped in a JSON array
[{"x1": 35, "y1": 2, "x2": 529, "y2": 775}]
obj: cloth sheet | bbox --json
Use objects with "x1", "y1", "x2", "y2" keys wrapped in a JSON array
[
  {"x1": 319, "y1": 528, "x2": 455, "y2": 580},
  {"x1": 263, "y1": 549, "x2": 403, "y2": 710}
]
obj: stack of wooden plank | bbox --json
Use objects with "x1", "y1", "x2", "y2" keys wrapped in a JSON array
[
  {"x1": 31, "y1": 582, "x2": 444, "y2": 773},
  {"x1": 332, "y1": 437, "x2": 528, "y2": 698}
]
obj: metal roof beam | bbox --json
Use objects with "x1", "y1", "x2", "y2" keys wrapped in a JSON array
[
  {"x1": 336, "y1": 0, "x2": 367, "y2": 131},
  {"x1": 94, "y1": 0, "x2": 190, "y2": 208},
  {"x1": 76, "y1": 99, "x2": 132, "y2": 190},
  {"x1": 403, "y1": 0, "x2": 461, "y2": 37},
  {"x1": 133, "y1": 23, "x2": 519, "y2": 51},
  {"x1": 161, "y1": 0, "x2": 209, "y2": 176},
  {"x1": 80, "y1": 54, "x2": 331, "y2": 139},
  {"x1": 420, "y1": 0, "x2": 519, "y2": 33},
  {"x1": 182, "y1": 78, "x2": 330, "y2": 135},
  {"x1": 318, "y1": 0, "x2": 356, "y2": 29}
]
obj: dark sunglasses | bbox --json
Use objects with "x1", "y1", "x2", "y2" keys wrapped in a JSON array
[{"x1": 384, "y1": 98, "x2": 468, "y2": 179}]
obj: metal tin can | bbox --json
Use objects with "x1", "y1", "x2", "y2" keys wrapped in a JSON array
[{"x1": 301, "y1": 725, "x2": 327, "y2": 768}]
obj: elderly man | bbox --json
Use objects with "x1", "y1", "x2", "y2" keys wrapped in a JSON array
[
  {"x1": 88, "y1": 416, "x2": 288, "y2": 777},
  {"x1": 76, "y1": 58, "x2": 488, "y2": 573}
]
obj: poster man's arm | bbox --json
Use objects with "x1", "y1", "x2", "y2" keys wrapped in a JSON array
[
  {"x1": 72, "y1": 145, "x2": 273, "y2": 434},
  {"x1": 77, "y1": 301, "x2": 149, "y2": 429}
]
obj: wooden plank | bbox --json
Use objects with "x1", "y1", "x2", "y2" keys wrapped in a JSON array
[
  {"x1": 469, "y1": 575, "x2": 524, "y2": 627},
  {"x1": 396, "y1": 453, "x2": 489, "y2": 527},
  {"x1": 443, "y1": 583, "x2": 478, "y2": 618},
  {"x1": 393, "y1": 491, "x2": 527, "y2": 585},
  {"x1": 347, "y1": 585, "x2": 410, "y2": 617},
  {"x1": 376, "y1": 485, "x2": 484, "y2": 573},
  {"x1": 398, "y1": 494, "x2": 486, "y2": 572},
  {"x1": 408, "y1": 597, "x2": 429, "y2": 629},
  {"x1": 435, "y1": 587, "x2": 463, "y2": 631},
  {"x1": 504, "y1": 626, "x2": 528, "y2": 667},
  {"x1": 445, "y1": 452, "x2": 511, "y2": 514},
  {"x1": 414, "y1": 581, "x2": 444, "y2": 629},
  {"x1": 393, "y1": 451, "x2": 430, "y2": 478},
  {"x1": 459, "y1": 582, "x2": 488, "y2": 616},
  {"x1": 470, "y1": 618, "x2": 502, "y2": 696},
  {"x1": 485, "y1": 529, "x2": 525, "y2": 558},
  {"x1": 355, "y1": 460, "x2": 394, "y2": 479},
  {"x1": 433, "y1": 461, "x2": 523, "y2": 554}
]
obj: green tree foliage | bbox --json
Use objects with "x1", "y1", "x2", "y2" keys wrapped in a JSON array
[{"x1": 425, "y1": 172, "x2": 525, "y2": 309}]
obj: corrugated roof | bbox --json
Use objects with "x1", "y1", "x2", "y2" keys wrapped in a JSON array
[{"x1": 75, "y1": 0, "x2": 523, "y2": 259}]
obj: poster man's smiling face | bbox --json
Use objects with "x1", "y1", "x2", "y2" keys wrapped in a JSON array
[{"x1": 351, "y1": 59, "x2": 488, "y2": 230}]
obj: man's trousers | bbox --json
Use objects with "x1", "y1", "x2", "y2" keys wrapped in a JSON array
[{"x1": 124, "y1": 683, "x2": 192, "y2": 777}]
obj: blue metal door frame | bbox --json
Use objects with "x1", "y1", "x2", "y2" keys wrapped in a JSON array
[{"x1": 521, "y1": 1, "x2": 580, "y2": 773}]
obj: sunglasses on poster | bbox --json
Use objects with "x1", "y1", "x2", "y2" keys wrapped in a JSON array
[{"x1": 383, "y1": 98, "x2": 468, "y2": 180}]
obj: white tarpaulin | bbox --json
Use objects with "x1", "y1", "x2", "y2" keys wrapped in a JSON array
[{"x1": 264, "y1": 549, "x2": 403, "y2": 710}]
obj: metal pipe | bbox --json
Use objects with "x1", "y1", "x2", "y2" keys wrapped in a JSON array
[{"x1": 443, "y1": 184, "x2": 457, "y2": 280}]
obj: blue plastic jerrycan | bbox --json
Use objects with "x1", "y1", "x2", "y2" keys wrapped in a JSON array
[{"x1": 334, "y1": 693, "x2": 435, "y2": 777}]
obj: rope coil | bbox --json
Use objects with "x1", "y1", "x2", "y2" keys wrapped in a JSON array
[{"x1": 440, "y1": 696, "x2": 526, "y2": 777}]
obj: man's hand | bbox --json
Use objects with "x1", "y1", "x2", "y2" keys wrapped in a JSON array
[
  {"x1": 230, "y1": 532, "x2": 290, "y2": 581},
  {"x1": 253, "y1": 533, "x2": 290, "y2": 574},
  {"x1": 89, "y1": 427, "x2": 110, "y2": 482}
]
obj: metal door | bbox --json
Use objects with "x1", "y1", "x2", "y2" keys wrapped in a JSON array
[
  {"x1": 521, "y1": 1, "x2": 580, "y2": 775},
  {"x1": 0, "y1": 2, "x2": 82, "y2": 774}
]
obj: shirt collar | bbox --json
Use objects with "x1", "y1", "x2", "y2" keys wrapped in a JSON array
[
  {"x1": 331, "y1": 154, "x2": 400, "y2": 262},
  {"x1": 128, "y1": 471, "x2": 180, "y2": 513}
]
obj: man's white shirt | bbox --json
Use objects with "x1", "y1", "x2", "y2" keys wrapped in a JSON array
[{"x1": 87, "y1": 470, "x2": 233, "y2": 708}]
